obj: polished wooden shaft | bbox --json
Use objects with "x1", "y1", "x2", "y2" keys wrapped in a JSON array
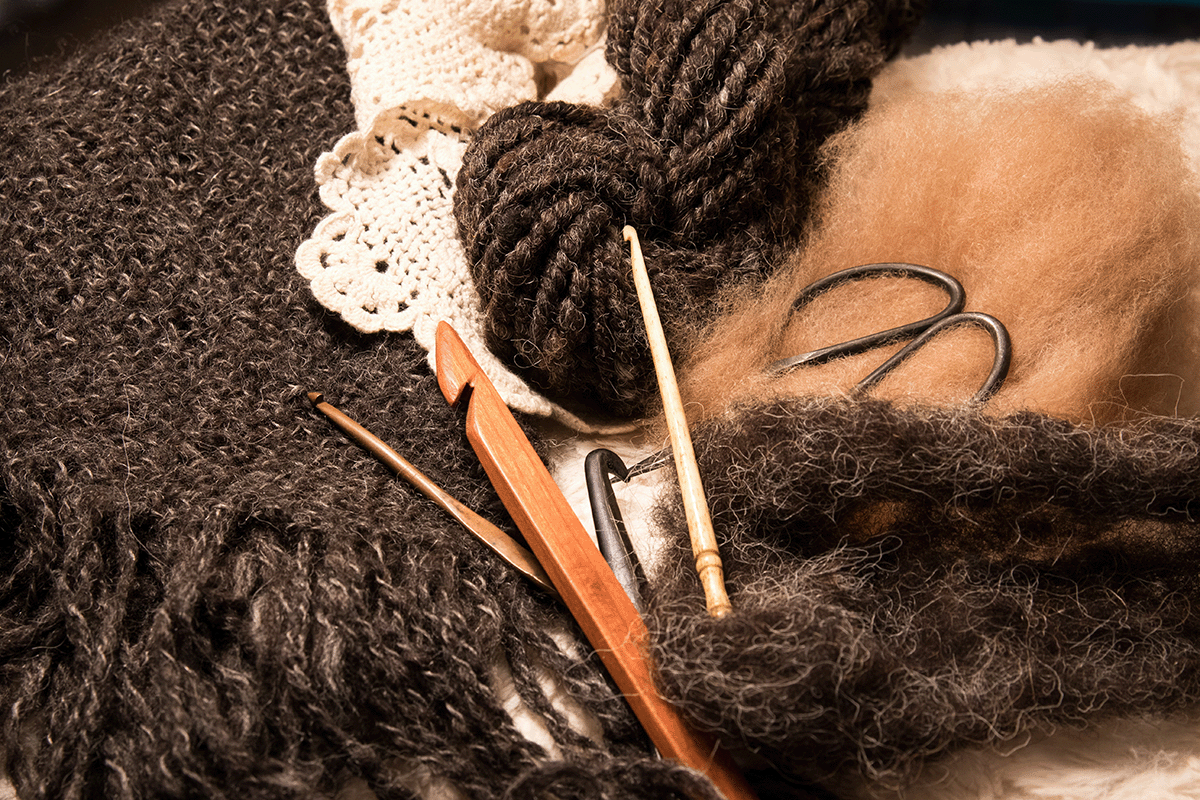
[
  {"x1": 624, "y1": 226, "x2": 732, "y2": 619},
  {"x1": 307, "y1": 392, "x2": 558, "y2": 599},
  {"x1": 435, "y1": 322, "x2": 757, "y2": 800}
]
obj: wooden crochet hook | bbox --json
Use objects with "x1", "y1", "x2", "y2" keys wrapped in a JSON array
[
  {"x1": 624, "y1": 226, "x2": 732, "y2": 619},
  {"x1": 307, "y1": 391, "x2": 559, "y2": 599},
  {"x1": 435, "y1": 322, "x2": 757, "y2": 800}
]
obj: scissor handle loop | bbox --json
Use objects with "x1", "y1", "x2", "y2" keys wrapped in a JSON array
[
  {"x1": 853, "y1": 311, "x2": 1012, "y2": 404},
  {"x1": 769, "y1": 263, "x2": 966, "y2": 374}
]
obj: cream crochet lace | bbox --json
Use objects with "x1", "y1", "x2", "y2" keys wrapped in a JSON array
[{"x1": 295, "y1": 0, "x2": 618, "y2": 429}]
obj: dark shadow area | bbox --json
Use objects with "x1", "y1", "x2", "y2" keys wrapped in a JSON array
[
  {"x1": 4, "y1": 0, "x2": 1200, "y2": 78},
  {"x1": 909, "y1": 0, "x2": 1200, "y2": 53},
  {"x1": 0, "y1": 0, "x2": 162, "y2": 77}
]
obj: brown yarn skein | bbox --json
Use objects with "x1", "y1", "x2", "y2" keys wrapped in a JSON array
[{"x1": 454, "y1": 0, "x2": 927, "y2": 417}]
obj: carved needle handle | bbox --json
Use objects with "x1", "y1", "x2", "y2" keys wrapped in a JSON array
[
  {"x1": 307, "y1": 392, "x2": 559, "y2": 599},
  {"x1": 624, "y1": 226, "x2": 732, "y2": 619}
]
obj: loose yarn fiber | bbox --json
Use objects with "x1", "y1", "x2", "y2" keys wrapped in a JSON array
[
  {"x1": 454, "y1": 0, "x2": 927, "y2": 416},
  {"x1": 674, "y1": 79, "x2": 1200, "y2": 424},
  {"x1": 0, "y1": 1, "x2": 715, "y2": 798},
  {"x1": 646, "y1": 398, "x2": 1200, "y2": 789}
]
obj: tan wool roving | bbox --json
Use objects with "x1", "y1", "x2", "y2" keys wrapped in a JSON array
[{"x1": 677, "y1": 80, "x2": 1200, "y2": 424}]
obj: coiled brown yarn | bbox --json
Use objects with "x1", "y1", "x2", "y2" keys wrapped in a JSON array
[{"x1": 455, "y1": 0, "x2": 927, "y2": 416}]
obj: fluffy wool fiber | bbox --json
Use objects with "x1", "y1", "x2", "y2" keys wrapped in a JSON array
[
  {"x1": 675, "y1": 79, "x2": 1200, "y2": 424},
  {"x1": 0, "y1": 2, "x2": 725, "y2": 799},
  {"x1": 454, "y1": 0, "x2": 927, "y2": 417},
  {"x1": 645, "y1": 398, "x2": 1200, "y2": 791},
  {"x1": 10, "y1": 3, "x2": 1200, "y2": 800}
]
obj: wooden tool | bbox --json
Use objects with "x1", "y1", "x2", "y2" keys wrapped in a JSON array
[
  {"x1": 307, "y1": 391, "x2": 559, "y2": 599},
  {"x1": 624, "y1": 226, "x2": 732, "y2": 619},
  {"x1": 435, "y1": 321, "x2": 757, "y2": 800}
]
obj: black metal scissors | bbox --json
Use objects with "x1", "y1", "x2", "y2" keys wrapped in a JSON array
[
  {"x1": 587, "y1": 263, "x2": 1013, "y2": 606},
  {"x1": 768, "y1": 262, "x2": 1011, "y2": 404}
]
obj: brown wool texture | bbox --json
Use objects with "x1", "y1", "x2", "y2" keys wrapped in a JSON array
[
  {"x1": 647, "y1": 398, "x2": 1200, "y2": 788},
  {"x1": 10, "y1": 3, "x2": 1200, "y2": 800},
  {"x1": 675, "y1": 80, "x2": 1200, "y2": 424},
  {"x1": 453, "y1": 0, "x2": 927, "y2": 417},
  {"x1": 0, "y1": 2, "x2": 728, "y2": 799}
]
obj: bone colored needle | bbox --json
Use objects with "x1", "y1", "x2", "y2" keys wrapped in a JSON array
[
  {"x1": 623, "y1": 226, "x2": 732, "y2": 618},
  {"x1": 307, "y1": 392, "x2": 559, "y2": 599}
]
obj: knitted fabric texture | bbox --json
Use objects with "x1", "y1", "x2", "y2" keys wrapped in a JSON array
[
  {"x1": 294, "y1": 0, "x2": 621, "y2": 429},
  {"x1": 10, "y1": 6, "x2": 1200, "y2": 800},
  {"x1": 0, "y1": 2, "x2": 723, "y2": 798},
  {"x1": 454, "y1": 0, "x2": 928, "y2": 417},
  {"x1": 646, "y1": 398, "x2": 1200, "y2": 789}
]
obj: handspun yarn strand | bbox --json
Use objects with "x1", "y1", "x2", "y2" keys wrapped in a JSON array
[{"x1": 454, "y1": 0, "x2": 925, "y2": 415}]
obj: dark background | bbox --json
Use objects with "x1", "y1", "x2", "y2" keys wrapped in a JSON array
[
  {"x1": 1, "y1": 0, "x2": 160, "y2": 76},
  {"x1": 2, "y1": 0, "x2": 1200, "y2": 78},
  {"x1": 910, "y1": 0, "x2": 1200, "y2": 52}
]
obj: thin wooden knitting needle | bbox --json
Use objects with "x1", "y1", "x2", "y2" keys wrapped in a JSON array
[
  {"x1": 435, "y1": 322, "x2": 759, "y2": 800},
  {"x1": 624, "y1": 226, "x2": 732, "y2": 619},
  {"x1": 307, "y1": 392, "x2": 559, "y2": 599}
]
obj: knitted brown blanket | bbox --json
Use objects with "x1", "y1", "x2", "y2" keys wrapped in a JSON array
[
  {"x1": 7, "y1": 2, "x2": 1200, "y2": 800},
  {"x1": 0, "y1": 2, "x2": 701, "y2": 798}
]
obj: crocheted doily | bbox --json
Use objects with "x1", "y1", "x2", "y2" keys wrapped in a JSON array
[{"x1": 295, "y1": 0, "x2": 618, "y2": 429}]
